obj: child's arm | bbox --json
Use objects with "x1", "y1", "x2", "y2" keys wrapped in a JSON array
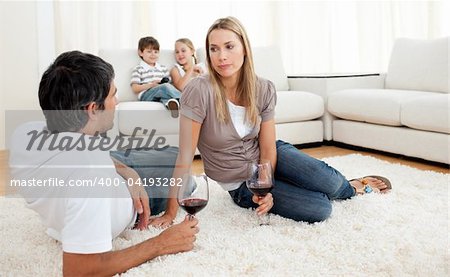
[
  {"x1": 131, "y1": 81, "x2": 160, "y2": 94},
  {"x1": 131, "y1": 66, "x2": 161, "y2": 94},
  {"x1": 170, "y1": 66, "x2": 197, "y2": 92}
]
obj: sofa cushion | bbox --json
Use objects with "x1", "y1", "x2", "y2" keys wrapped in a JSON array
[
  {"x1": 328, "y1": 89, "x2": 431, "y2": 126},
  {"x1": 275, "y1": 91, "x2": 324, "y2": 123},
  {"x1": 401, "y1": 94, "x2": 450, "y2": 134},
  {"x1": 385, "y1": 37, "x2": 449, "y2": 93},
  {"x1": 117, "y1": 102, "x2": 179, "y2": 136}
]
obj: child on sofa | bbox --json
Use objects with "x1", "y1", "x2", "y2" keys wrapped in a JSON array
[
  {"x1": 170, "y1": 38, "x2": 206, "y2": 91},
  {"x1": 131, "y1": 36, "x2": 181, "y2": 118}
]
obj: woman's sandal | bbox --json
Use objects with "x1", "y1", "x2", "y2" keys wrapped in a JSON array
[{"x1": 350, "y1": 175, "x2": 392, "y2": 195}]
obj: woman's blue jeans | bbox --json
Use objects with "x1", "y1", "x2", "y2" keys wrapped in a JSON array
[
  {"x1": 140, "y1": 83, "x2": 181, "y2": 106},
  {"x1": 110, "y1": 147, "x2": 178, "y2": 216},
  {"x1": 229, "y1": 140, "x2": 355, "y2": 223}
]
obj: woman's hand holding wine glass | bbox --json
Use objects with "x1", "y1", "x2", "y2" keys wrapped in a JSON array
[
  {"x1": 252, "y1": 191, "x2": 273, "y2": 216},
  {"x1": 246, "y1": 161, "x2": 274, "y2": 225}
]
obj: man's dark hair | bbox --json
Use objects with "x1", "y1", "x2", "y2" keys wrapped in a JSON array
[
  {"x1": 138, "y1": 36, "x2": 160, "y2": 53},
  {"x1": 38, "y1": 51, "x2": 115, "y2": 132}
]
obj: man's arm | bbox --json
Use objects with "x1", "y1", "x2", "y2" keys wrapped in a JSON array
[
  {"x1": 112, "y1": 158, "x2": 150, "y2": 230},
  {"x1": 170, "y1": 66, "x2": 198, "y2": 91},
  {"x1": 63, "y1": 216, "x2": 199, "y2": 277}
]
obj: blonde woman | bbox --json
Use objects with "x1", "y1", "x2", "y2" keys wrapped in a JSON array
[
  {"x1": 150, "y1": 17, "x2": 392, "y2": 227},
  {"x1": 170, "y1": 38, "x2": 206, "y2": 91}
]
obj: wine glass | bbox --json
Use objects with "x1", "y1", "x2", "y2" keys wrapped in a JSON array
[
  {"x1": 246, "y1": 161, "x2": 274, "y2": 225},
  {"x1": 177, "y1": 174, "x2": 209, "y2": 219}
]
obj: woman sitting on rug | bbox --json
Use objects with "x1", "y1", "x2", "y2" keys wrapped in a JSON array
[{"x1": 150, "y1": 16, "x2": 392, "y2": 227}]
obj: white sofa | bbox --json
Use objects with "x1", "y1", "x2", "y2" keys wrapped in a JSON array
[
  {"x1": 99, "y1": 46, "x2": 324, "y2": 148},
  {"x1": 100, "y1": 38, "x2": 448, "y2": 164},
  {"x1": 326, "y1": 37, "x2": 449, "y2": 164}
]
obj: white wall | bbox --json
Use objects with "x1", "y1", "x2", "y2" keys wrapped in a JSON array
[
  {"x1": 1, "y1": 1, "x2": 41, "y2": 150},
  {"x1": 0, "y1": 1, "x2": 448, "y2": 150}
]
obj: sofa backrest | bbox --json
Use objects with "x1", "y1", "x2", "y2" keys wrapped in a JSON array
[
  {"x1": 385, "y1": 37, "x2": 449, "y2": 93},
  {"x1": 197, "y1": 45, "x2": 290, "y2": 91},
  {"x1": 99, "y1": 49, "x2": 178, "y2": 102},
  {"x1": 253, "y1": 46, "x2": 290, "y2": 91}
]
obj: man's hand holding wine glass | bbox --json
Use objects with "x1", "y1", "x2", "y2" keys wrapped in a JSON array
[{"x1": 155, "y1": 216, "x2": 200, "y2": 255}]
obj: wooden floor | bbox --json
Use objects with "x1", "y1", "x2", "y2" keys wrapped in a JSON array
[{"x1": 2, "y1": 146, "x2": 448, "y2": 195}]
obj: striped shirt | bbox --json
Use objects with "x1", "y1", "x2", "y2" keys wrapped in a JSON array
[{"x1": 130, "y1": 61, "x2": 170, "y2": 99}]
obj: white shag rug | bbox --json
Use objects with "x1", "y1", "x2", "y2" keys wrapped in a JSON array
[{"x1": 1, "y1": 154, "x2": 448, "y2": 276}]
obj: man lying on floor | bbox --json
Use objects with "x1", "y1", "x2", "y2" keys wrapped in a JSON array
[{"x1": 9, "y1": 51, "x2": 198, "y2": 276}]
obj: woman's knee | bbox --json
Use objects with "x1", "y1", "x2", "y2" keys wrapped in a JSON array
[
  {"x1": 307, "y1": 203, "x2": 332, "y2": 223},
  {"x1": 271, "y1": 196, "x2": 332, "y2": 223},
  {"x1": 275, "y1": 140, "x2": 294, "y2": 153},
  {"x1": 285, "y1": 201, "x2": 332, "y2": 223}
]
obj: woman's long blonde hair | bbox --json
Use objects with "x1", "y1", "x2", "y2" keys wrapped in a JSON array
[{"x1": 205, "y1": 17, "x2": 257, "y2": 125}]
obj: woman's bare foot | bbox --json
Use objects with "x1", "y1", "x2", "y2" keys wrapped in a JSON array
[{"x1": 350, "y1": 176, "x2": 391, "y2": 195}]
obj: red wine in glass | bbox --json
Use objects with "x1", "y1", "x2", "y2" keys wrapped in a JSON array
[
  {"x1": 179, "y1": 198, "x2": 208, "y2": 215},
  {"x1": 177, "y1": 174, "x2": 209, "y2": 218},
  {"x1": 247, "y1": 184, "x2": 273, "y2": 197}
]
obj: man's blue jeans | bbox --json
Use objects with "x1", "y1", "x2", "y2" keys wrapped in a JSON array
[
  {"x1": 110, "y1": 147, "x2": 178, "y2": 216},
  {"x1": 229, "y1": 140, "x2": 355, "y2": 223},
  {"x1": 140, "y1": 83, "x2": 181, "y2": 106}
]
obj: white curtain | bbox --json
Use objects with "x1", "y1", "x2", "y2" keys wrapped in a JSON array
[{"x1": 38, "y1": 0, "x2": 449, "y2": 75}]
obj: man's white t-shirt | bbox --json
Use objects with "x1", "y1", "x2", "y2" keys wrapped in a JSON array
[{"x1": 9, "y1": 121, "x2": 137, "y2": 254}]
